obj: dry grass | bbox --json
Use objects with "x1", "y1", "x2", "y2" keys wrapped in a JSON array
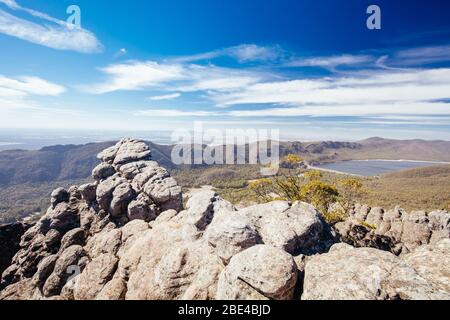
[
  {"x1": 208, "y1": 165, "x2": 450, "y2": 212},
  {"x1": 2, "y1": 163, "x2": 449, "y2": 224},
  {"x1": 358, "y1": 166, "x2": 450, "y2": 211}
]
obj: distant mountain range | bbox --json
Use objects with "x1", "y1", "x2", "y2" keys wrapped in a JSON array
[
  {"x1": 280, "y1": 137, "x2": 450, "y2": 164},
  {"x1": 1, "y1": 137, "x2": 450, "y2": 186},
  {"x1": 1, "y1": 137, "x2": 450, "y2": 224},
  {"x1": 0, "y1": 141, "x2": 174, "y2": 186}
]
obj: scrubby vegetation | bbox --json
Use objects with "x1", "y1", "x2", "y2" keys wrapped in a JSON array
[
  {"x1": 360, "y1": 165, "x2": 450, "y2": 211},
  {"x1": 445, "y1": 201, "x2": 450, "y2": 211},
  {"x1": 245, "y1": 155, "x2": 365, "y2": 224},
  {"x1": 179, "y1": 163, "x2": 450, "y2": 218},
  {"x1": 172, "y1": 166, "x2": 254, "y2": 189},
  {"x1": 0, "y1": 179, "x2": 90, "y2": 224},
  {"x1": 2, "y1": 140, "x2": 450, "y2": 224}
]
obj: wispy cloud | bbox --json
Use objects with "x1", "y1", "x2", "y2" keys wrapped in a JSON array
[
  {"x1": 203, "y1": 67, "x2": 450, "y2": 122},
  {"x1": 176, "y1": 64, "x2": 265, "y2": 93},
  {"x1": 393, "y1": 45, "x2": 450, "y2": 65},
  {"x1": 84, "y1": 61, "x2": 186, "y2": 94},
  {"x1": 0, "y1": 74, "x2": 66, "y2": 109},
  {"x1": 132, "y1": 100, "x2": 450, "y2": 119},
  {"x1": 287, "y1": 54, "x2": 372, "y2": 68},
  {"x1": 0, "y1": 75, "x2": 66, "y2": 97},
  {"x1": 0, "y1": 0, "x2": 102, "y2": 53},
  {"x1": 134, "y1": 109, "x2": 218, "y2": 117},
  {"x1": 227, "y1": 44, "x2": 281, "y2": 62},
  {"x1": 85, "y1": 60, "x2": 266, "y2": 94},
  {"x1": 147, "y1": 93, "x2": 181, "y2": 101},
  {"x1": 226, "y1": 102, "x2": 450, "y2": 117},
  {"x1": 85, "y1": 43, "x2": 450, "y2": 124},
  {"x1": 0, "y1": 0, "x2": 18, "y2": 9},
  {"x1": 373, "y1": 44, "x2": 450, "y2": 69},
  {"x1": 172, "y1": 44, "x2": 281, "y2": 63},
  {"x1": 113, "y1": 48, "x2": 127, "y2": 59}
]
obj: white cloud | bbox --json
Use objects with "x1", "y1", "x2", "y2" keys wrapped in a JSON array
[
  {"x1": 147, "y1": 93, "x2": 181, "y2": 101},
  {"x1": 0, "y1": 0, "x2": 19, "y2": 9},
  {"x1": 0, "y1": 75, "x2": 66, "y2": 97},
  {"x1": 227, "y1": 102, "x2": 450, "y2": 117},
  {"x1": 84, "y1": 44, "x2": 450, "y2": 126},
  {"x1": 0, "y1": 75, "x2": 66, "y2": 96},
  {"x1": 131, "y1": 100, "x2": 450, "y2": 119},
  {"x1": 395, "y1": 45, "x2": 450, "y2": 65},
  {"x1": 226, "y1": 44, "x2": 281, "y2": 62},
  {"x1": 85, "y1": 61, "x2": 186, "y2": 94},
  {"x1": 113, "y1": 48, "x2": 127, "y2": 58},
  {"x1": 211, "y1": 68, "x2": 450, "y2": 109},
  {"x1": 86, "y1": 61, "x2": 265, "y2": 94},
  {"x1": 0, "y1": 74, "x2": 65, "y2": 110},
  {"x1": 374, "y1": 45, "x2": 450, "y2": 68},
  {"x1": 134, "y1": 109, "x2": 218, "y2": 117},
  {"x1": 287, "y1": 54, "x2": 372, "y2": 68},
  {"x1": 0, "y1": 1, "x2": 102, "y2": 53},
  {"x1": 176, "y1": 65, "x2": 264, "y2": 93},
  {"x1": 172, "y1": 44, "x2": 281, "y2": 63}
]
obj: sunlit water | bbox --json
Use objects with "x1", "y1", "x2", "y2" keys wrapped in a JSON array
[{"x1": 315, "y1": 160, "x2": 447, "y2": 176}]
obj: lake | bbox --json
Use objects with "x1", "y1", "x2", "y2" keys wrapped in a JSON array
[{"x1": 315, "y1": 160, "x2": 448, "y2": 176}]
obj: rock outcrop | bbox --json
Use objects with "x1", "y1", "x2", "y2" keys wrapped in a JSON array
[
  {"x1": 335, "y1": 204, "x2": 450, "y2": 255},
  {"x1": 1, "y1": 139, "x2": 449, "y2": 300},
  {"x1": 302, "y1": 241, "x2": 450, "y2": 300},
  {"x1": 0, "y1": 222, "x2": 30, "y2": 287}
]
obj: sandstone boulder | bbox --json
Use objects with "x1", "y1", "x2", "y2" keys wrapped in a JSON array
[
  {"x1": 50, "y1": 188, "x2": 69, "y2": 209},
  {"x1": 302, "y1": 243, "x2": 450, "y2": 300},
  {"x1": 217, "y1": 245, "x2": 298, "y2": 300},
  {"x1": 92, "y1": 163, "x2": 115, "y2": 181},
  {"x1": 335, "y1": 204, "x2": 449, "y2": 255},
  {"x1": 206, "y1": 214, "x2": 261, "y2": 264}
]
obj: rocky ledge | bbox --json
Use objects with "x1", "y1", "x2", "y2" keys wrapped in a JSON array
[
  {"x1": 335, "y1": 204, "x2": 449, "y2": 255},
  {"x1": 0, "y1": 222, "x2": 31, "y2": 286},
  {"x1": 0, "y1": 139, "x2": 449, "y2": 300}
]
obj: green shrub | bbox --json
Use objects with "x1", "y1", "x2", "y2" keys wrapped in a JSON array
[
  {"x1": 322, "y1": 208, "x2": 347, "y2": 225},
  {"x1": 300, "y1": 180, "x2": 339, "y2": 214}
]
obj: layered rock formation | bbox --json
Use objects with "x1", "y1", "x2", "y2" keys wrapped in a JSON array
[
  {"x1": 0, "y1": 139, "x2": 449, "y2": 300},
  {"x1": 0, "y1": 222, "x2": 30, "y2": 286},
  {"x1": 335, "y1": 204, "x2": 450, "y2": 255},
  {"x1": 302, "y1": 241, "x2": 450, "y2": 300}
]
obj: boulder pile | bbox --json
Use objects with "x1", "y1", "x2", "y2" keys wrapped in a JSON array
[
  {"x1": 335, "y1": 204, "x2": 449, "y2": 255},
  {"x1": 0, "y1": 139, "x2": 449, "y2": 300},
  {"x1": 0, "y1": 222, "x2": 30, "y2": 286}
]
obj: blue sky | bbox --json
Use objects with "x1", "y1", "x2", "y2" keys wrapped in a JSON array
[{"x1": 0, "y1": 0, "x2": 450, "y2": 140}]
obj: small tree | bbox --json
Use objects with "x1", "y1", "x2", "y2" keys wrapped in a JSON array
[
  {"x1": 248, "y1": 178, "x2": 273, "y2": 202},
  {"x1": 337, "y1": 178, "x2": 364, "y2": 213},
  {"x1": 273, "y1": 176, "x2": 303, "y2": 201},
  {"x1": 300, "y1": 180, "x2": 339, "y2": 215},
  {"x1": 280, "y1": 154, "x2": 304, "y2": 169},
  {"x1": 248, "y1": 162, "x2": 345, "y2": 225},
  {"x1": 303, "y1": 170, "x2": 323, "y2": 181},
  {"x1": 271, "y1": 154, "x2": 305, "y2": 201}
]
